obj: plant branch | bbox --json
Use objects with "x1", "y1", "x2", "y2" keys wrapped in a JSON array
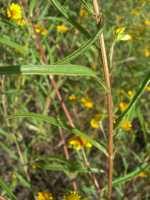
[{"x1": 92, "y1": 0, "x2": 114, "y2": 199}]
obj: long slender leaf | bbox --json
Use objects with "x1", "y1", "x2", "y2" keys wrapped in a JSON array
[
  {"x1": 50, "y1": 0, "x2": 90, "y2": 37},
  {"x1": 101, "y1": 162, "x2": 149, "y2": 193},
  {"x1": 9, "y1": 112, "x2": 66, "y2": 129},
  {"x1": 0, "y1": 64, "x2": 106, "y2": 89},
  {"x1": 112, "y1": 162, "x2": 149, "y2": 186},
  {"x1": 9, "y1": 113, "x2": 108, "y2": 156},
  {"x1": 0, "y1": 35, "x2": 28, "y2": 54},
  {"x1": 0, "y1": 178, "x2": 17, "y2": 200},
  {"x1": 16, "y1": 173, "x2": 31, "y2": 189},
  {"x1": 57, "y1": 27, "x2": 103, "y2": 64},
  {"x1": 29, "y1": 0, "x2": 37, "y2": 17},
  {"x1": 115, "y1": 71, "x2": 150, "y2": 128},
  {"x1": 80, "y1": 0, "x2": 93, "y2": 14},
  {"x1": 0, "y1": 64, "x2": 96, "y2": 77}
]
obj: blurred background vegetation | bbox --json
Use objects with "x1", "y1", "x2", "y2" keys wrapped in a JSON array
[{"x1": 0, "y1": 0, "x2": 150, "y2": 199}]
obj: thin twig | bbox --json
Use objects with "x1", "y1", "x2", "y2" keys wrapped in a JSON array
[
  {"x1": 33, "y1": 32, "x2": 77, "y2": 190},
  {"x1": 92, "y1": 0, "x2": 114, "y2": 199}
]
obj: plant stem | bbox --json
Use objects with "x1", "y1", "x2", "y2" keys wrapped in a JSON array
[{"x1": 92, "y1": 0, "x2": 114, "y2": 199}]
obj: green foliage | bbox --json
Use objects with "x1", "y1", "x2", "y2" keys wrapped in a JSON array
[{"x1": 0, "y1": 0, "x2": 149, "y2": 199}]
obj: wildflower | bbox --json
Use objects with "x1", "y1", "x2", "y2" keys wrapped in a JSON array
[
  {"x1": 119, "y1": 102, "x2": 128, "y2": 112},
  {"x1": 120, "y1": 34, "x2": 132, "y2": 41},
  {"x1": 116, "y1": 15, "x2": 124, "y2": 23},
  {"x1": 131, "y1": 9, "x2": 140, "y2": 16},
  {"x1": 63, "y1": 191, "x2": 81, "y2": 200},
  {"x1": 57, "y1": 24, "x2": 68, "y2": 33},
  {"x1": 16, "y1": 18, "x2": 26, "y2": 26},
  {"x1": 80, "y1": 7, "x2": 88, "y2": 17},
  {"x1": 37, "y1": 192, "x2": 54, "y2": 200},
  {"x1": 138, "y1": 171, "x2": 148, "y2": 177},
  {"x1": 34, "y1": 24, "x2": 48, "y2": 36},
  {"x1": 68, "y1": 136, "x2": 92, "y2": 151},
  {"x1": 144, "y1": 47, "x2": 150, "y2": 57},
  {"x1": 115, "y1": 27, "x2": 125, "y2": 34},
  {"x1": 115, "y1": 27, "x2": 132, "y2": 41},
  {"x1": 32, "y1": 163, "x2": 39, "y2": 170},
  {"x1": 80, "y1": 98, "x2": 93, "y2": 109},
  {"x1": 90, "y1": 114, "x2": 101, "y2": 129},
  {"x1": 121, "y1": 120, "x2": 132, "y2": 131},
  {"x1": 145, "y1": 86, "x2": 150, "y2": 92},
  {"x1": 144, "y1": 20, "x2": 150, "y2": 26},
  {"x1": 68, "y1": 95, "x2": 77, "y2": 101},
  {"x1": 6, "y1": 3, "x2": 22, "y2": 21},
  {"x1": 127, "y1": 90, "x2": 134, "y2": 98}
]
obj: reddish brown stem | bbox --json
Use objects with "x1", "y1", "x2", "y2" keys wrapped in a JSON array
[{"x1": 92, "y1": 0, "x2": 114, "y2": 199}]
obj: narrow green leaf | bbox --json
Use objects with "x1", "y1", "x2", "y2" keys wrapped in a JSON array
[
  {"x1": 57, "y1": 27, "x2": 103, "y2": 64},
  {"x1": 72, "y1": 128, "x2": 108, "y2": 156},
  {"x1": 0, "y1": 178, "x2": 17, "y2": 200},
  {"x1": 50, "y1": 0, "x2": 90, "y2": 37},
  {"x1": 29, "y1": 0, "x2": 37, "y2": 17},
  {"x1": 9, "y1": 112, "x2": 65, "y2": 129},
  {"x1": 113, "y1": 162, "x2": 149, "y2": 186},
  {"x1": 0, "y1": 35, "x2": 28, "y2": 54},
  {"x1": 0, "y1": 64, "x2": 97, "y2": 77},
  {"x1": 80, "y1": 0, "x2": 93, "y2": 14},
  {"x1": 9, "y1": 113, "x2": 107, "y2": 156},
  {"x1": 16, "y1": 173, "x2": 31, "y2": 188},
  {"x1": 115, "y1": 71, "x2": 150, "y2": 128}
]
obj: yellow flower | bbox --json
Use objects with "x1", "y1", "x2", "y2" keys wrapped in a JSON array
[
  {"x1": 80, "y1": 8, "x2": 88, "y2": 17},
  {"x1": 131, "y1": 9, "x2": 140, "y2": 16},
  {"x1": 116, "y1": 15, "x2": 124, "y2": 23},
  {"x1": 145, "y1": 86, "x2": 150, "y2": 92},
  {"x1": 68, "y1": 136, "x2": 92, "y2": 151},
  {"x1": 68, "y1": 95, "x2": 77, "y2": 101},
  {"x1": 119, "y1": 102, "x2": 128, "y2": 112},
  {"x1": 144, "y1": 20, "x2": 150, "y2": 26},
  {"x1": 34, "y1": 24, "x2": 48, "y2": 36},
  {"x1": 7, "y1": 3, "x2": 22, "y2": 21},
  {"x1": 121, "y1": 120, "x2": 132, "y2": 131},
  {"x1": 16, "y1": 18, "x2": 26, "y2": 26},
  {"x1": 120, "y1": 34, "x2": 132, "y2": 41},
  {"x1": 57, "y1": 24, "x2": 68, "y2": 33},
  {"x1": 37, "y1": 192, "x2": 54, "y2": 200},
  {"x1": 127, "y1": 90, "x2": 134, "y2": 98},
  {"x1": 80, "y1": 98, "x2": 93, "y2": 109},
  {"x1": 63, "y1": 192, "x2": 81, "y2": 200},
  {"x1": 144, "y1": 47, "x2": 150, "y2": 57},
  {"x1": 115, "y1": 27, "x2": 132, "y2": 41},
  {"x1": 138, "y1": 171, "x2": 148, "y2": 177},
  {"x1": 115, "y1": 27, "x2": 125, "y2": 34},
  {"x1": 90, "y1": 114, "x2": 101, "y2": 129}
]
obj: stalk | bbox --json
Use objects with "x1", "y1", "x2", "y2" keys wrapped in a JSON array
[{"x1": 92, "y1": 0, "x2": 114, "y2": 199}]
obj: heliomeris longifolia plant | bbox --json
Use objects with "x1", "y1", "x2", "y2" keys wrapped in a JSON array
[{"x1": 0, "y1": 0, "x2": 150, "y2": 200}]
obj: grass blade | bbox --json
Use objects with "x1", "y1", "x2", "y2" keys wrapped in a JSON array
[
  {"x1": 115, "y1": 71, "x2": 150, "y2": 128},
  {"x1": 50, "y1": 0, "x2": 90, "y2": 37},
  {"x1": 9, "y1": 112, "x2": 66, "y2": 129},
  {"x1": 57, "y1": 27, "x2": 103, "y2": 64},
  {"x1": 113, "y1": 162, "x2": 149, "y2": 186},
  {"x1": 80, "y1": 0, "x2": 93, "y2": 14},
  {"x1": 0, "y1": 178, "x2": 17, "y2": 200},
  {"x1": 0, "y1": 64, "x2": 96, "y2": 77},
  {"x1": 0, "y1": 35, "x2": 28, "y2": 54},
  {"x1": 9, "y1": 113, "x2": 107, "y2": 156}
]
